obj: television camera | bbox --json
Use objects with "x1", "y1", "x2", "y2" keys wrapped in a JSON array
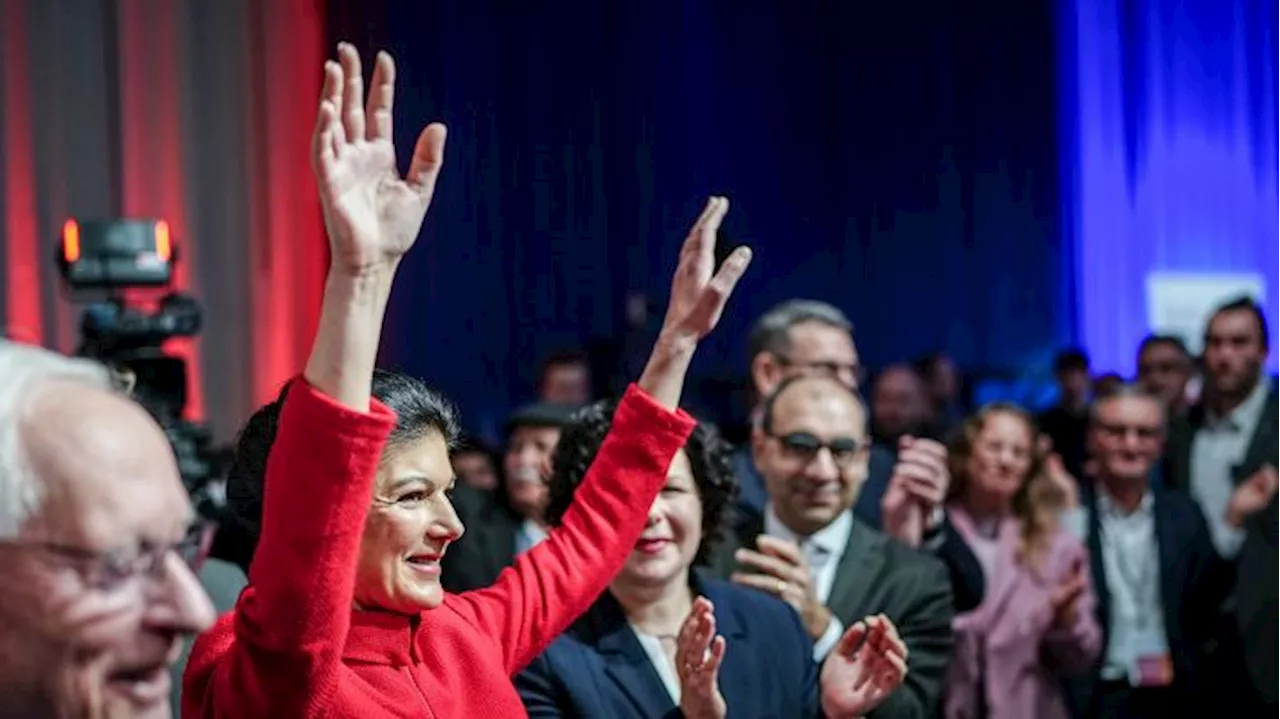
[{"x1": 56, "y1": 219, "x2": 229, "y2": 512}]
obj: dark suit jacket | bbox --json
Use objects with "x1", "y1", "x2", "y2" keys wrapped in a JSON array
[
  {"x1": 516, "y1": 576, "x2": 820, "y2": 718},
  {"x1": 441, "y1": 483, "x2": 519, "y2": 593},
  {"x1": 1163, "y1": 385, "x2": 1278, "y2": 704},
  {"x1": 729, "y1": 444, "x2": 985, "y2": 614},
  {"x1": 1067, "y1": 485, "x2": 1228, "y2": 716},
  {"x1": 707, "y1": 511, "x2": 954, "y2": 718}
]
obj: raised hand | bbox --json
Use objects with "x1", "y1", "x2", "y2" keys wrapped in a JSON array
[
  {"x1": 1226, "y1": 464, "x2": 1278, "y2": 528},
  {"x1": 820, "y1": 615, "x2": 909, "y2": 719},
  {"x1": 637, "y1": 196, "x2": 752, "y2": 409},
  {"x1": 882, "y1": 436, "x2": 950, "y2": 546},
  {"x1": 676, "y1": 597, "x2": 727, "y2": 719},
  {"x1": 660, "y1": 197, "x2": 752, "y2": 347},
  {"x1": 311, "y1": 43, "x2": 447, "y2": 275},
  {"x1": 1050, "y1": 556, "x2": 1088, "y2": 628}
]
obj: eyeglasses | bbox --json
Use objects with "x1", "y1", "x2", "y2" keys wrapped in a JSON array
[
  {"x1": 0, "y1": 519, "x2": 215, "y2": 592},
  {"x1": 1094, "y1": 422, "x2": 1163, "y2": 442},
  {"x1": 766, "y1": 430, "x2": 866, "y2": 468},
  {"x1": 776, "y1": 355, "x2": 865, "y2": 388}
]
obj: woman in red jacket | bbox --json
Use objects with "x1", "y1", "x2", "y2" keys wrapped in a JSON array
[{"x1": 181, "y1": 43, "x2": 752, "y2": 719}]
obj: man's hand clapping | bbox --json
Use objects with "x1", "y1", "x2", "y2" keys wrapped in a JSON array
[
  {"x1": 731, "y1": 535, "x2": 832, "y2": 640},
  {"x1": 881, "y1": 436, "x2": 950, "y2": 547},
  {"x1": 819, "y1": 615, "x2": 909, "y2": 719}
]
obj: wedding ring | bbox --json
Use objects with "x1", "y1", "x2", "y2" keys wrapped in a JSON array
[{"x1": 776, "y1": 579, "x2": 787, "y2": 595}]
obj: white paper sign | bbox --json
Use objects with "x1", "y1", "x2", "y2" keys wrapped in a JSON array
[{"x1": 1145, "y1": 272, "x2": 1266, "y2": 355}]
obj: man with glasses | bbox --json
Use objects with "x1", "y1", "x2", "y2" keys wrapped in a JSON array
[
  {"x1": 710, "y1": 374, "x2": 954, "y2": 718},
  {"x1": 732, "y1": 299, "x2": 984, "y2": 614},
  {"x1": 1064, "y1": 385, "x2": 1226, "y2": 718},
  {"x1": 0, "y1": 340, "x2": 215, "y2": 718}
]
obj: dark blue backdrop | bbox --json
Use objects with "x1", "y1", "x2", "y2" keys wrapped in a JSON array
[{"x1": 327, "y1": 1, "x2": 1068, "y2": 431}]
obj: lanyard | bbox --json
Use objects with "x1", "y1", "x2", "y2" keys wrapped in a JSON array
[{"x1": 1101, "y1": 515, "x2": 1159, "y2": 627}]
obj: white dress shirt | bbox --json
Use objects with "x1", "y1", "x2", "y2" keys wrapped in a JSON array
[
  {"x1": 1094, "y1": 490, "x2": 1168, "y2": 681},
  {"x1": 1190, "y1": 375, "x2": 1270, "y2": 559},
  {"x1": 631, "y1": 629, "x2": 681, "y2": 704},
  {"x1": 764, "y1": 504, "x2": 854, "y2": 660},
  {"x1": 515, "y1": 518, "x2": 548, "y2": 556}
]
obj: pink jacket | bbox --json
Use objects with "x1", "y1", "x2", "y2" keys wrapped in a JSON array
[{"x1": 944, "y1": 505, "x2": 1102, "y2": 719}]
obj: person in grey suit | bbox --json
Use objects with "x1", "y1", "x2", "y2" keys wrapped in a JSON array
[{"x1": 707, "y1": 374, "x2": 954, "y2": 718}]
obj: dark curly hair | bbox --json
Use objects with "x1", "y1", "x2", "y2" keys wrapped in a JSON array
[
  {"x1": 216, "y1": 368, "x2": 461, "y2": 575},
  {"x1": 543, "y1": 398, "x2": 736, "y2": 565}
]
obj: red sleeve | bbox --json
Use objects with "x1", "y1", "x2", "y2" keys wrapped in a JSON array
[
  {"x1": 452, "y1": 383, "x2": 695, "y2": 675},
  {"x1": 201, "y1": 378, "x2": 395, "y2": 716}
]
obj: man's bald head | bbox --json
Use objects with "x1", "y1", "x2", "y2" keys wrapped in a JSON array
[{"x1": 754, "y1": 374, "x2": 869, "y2": 536}]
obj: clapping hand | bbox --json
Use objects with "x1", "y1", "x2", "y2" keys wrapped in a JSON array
[
  {"x1": 1226, "y1": 464, "x2": 1278, "y2": 528},
  {"x1": 676, "y1": 597, "x2": 728, "y2": 719},
  {"x1": 881, "y1": 436, "x2": 950, "y2": 547},
  {"x1": 819, "y1": 614, "x2": 909, "y2": 719},
  {"x1": 312, "y1": 43, "x2": 447, "y2": 276},
  {"x1": 1050, "y1": 556, "x2": 1088, "y2": 628},
  {"x1": 731, "y1": 535, "x2": 832, "y2": 641}
]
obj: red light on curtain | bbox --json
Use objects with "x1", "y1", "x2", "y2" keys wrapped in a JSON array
[
  {"x1": 2, "y1": 0, "x2": 43, "y2": 345},
  {"x1": 115, "y1": 0, "x2": 204, "y2": 421}
]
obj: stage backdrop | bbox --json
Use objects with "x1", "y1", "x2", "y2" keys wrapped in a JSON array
[
  {"x1": 332, "y1": 0, "x2": 1070, "y2": 429},
  {"x1": 0, "y1": 0, "x2": 325, "y2": 439},
  {"x1": 1061, "y1": 0, "x2": 1279, "y2": 374}
]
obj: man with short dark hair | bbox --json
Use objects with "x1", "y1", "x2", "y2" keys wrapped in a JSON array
[
  {"x1": 537, "y1": 349, "x2": 593, "y2": 405},
  {"x1": 1165, "y1": 296, "x2": 1278, "y2": 715},
  {"x1": 1039, "y1": 347, "x2": 1093, "y2": 480},
  {"x1": 1136, "y1": 335, "x2": 1194, "y2": 419}
]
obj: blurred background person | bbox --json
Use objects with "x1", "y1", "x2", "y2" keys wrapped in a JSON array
[
  {"x1": 453, "y1": 434, "x2": 504, "y2": 493},
  {"x1": 1038, "y1": 348, "x2": 1093, "y2": 482},
  {"x1": 944, "y1": 403, "x2": 1101, "y2": 719},
  {"x1": 1135, "y1": 335, "x2": 1194, "y2": 422}
]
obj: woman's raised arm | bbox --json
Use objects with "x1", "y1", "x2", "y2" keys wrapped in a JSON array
[
  {"x1": 454, "y1": 198, "x2": 753, "y2": 674},
  {"x1": 186, "y1": 45, "x2": 447, "y2": 717}
]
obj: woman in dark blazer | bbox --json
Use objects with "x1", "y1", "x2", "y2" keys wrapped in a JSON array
[{"x1": 517, "y1": 402, "x2": 909, "y2": 719}]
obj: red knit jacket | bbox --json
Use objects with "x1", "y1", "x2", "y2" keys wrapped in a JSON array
[{"x1": 182, "y1": 379, "x2": 693, "y2": 718}]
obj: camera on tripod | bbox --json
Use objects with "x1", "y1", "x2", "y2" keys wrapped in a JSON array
[{"x1": 56, "y1": 219, "x2": 228, "y2": 501}]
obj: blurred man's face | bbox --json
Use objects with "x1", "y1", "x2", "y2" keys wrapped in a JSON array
[
  {"x1": 503, "y1": 425, "x2": 561, "y2": 522},
  {"x1": 752, "y1": 377, "x2": 868, "y2": 536},
  {"x1": 1057, "y1": 367, "x2": 1091, "y2": 406},
  {"x1": 540, "y1": 363, "x2": 590, "y2": 405},
  {"x1": 870, "y1": 367, "x2": 930, "y2": 442},
  {"x1": 1203, "y1": 309, "x2": 1267, "y2": 400},
  {"x1": 754, "y1": 321, "x2": 860, "y2": 399},
  {"x1": 1089, "y1": 395, "x2": 1164, "y2": 485},
  {"x1": 0, "y1": 383, "x2": 215, "y2": 719},
  {"x1": 926, "y1": 356, "x2": 960, "y2": 404},
  {"x1": 452, "y1": 450, "x2": 499, "y2": 492},
  {"x1": 1137, "y1": 342, "x2": 1192, "y2": 410}
]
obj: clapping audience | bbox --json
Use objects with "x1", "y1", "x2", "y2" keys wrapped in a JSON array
[{"x1": 0, "y1": 38, "x2": 1273, "y2": 719}]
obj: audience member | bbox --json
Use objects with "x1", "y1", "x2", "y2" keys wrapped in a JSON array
[
  {"x1": 1135, "y1": 335, "x2": 1194, "y2": 420},
  {"x1": 731, "y1": 302, "x2": 984, "y2": 613},
  {"x1": 1164, "y1": 296, "x2": 1277, "y2": 715},
  {"x1": 181, "y1": 45, "x2": 752, "y2": 718},
  {"x1": 537, "y1": 349, "x2": 593, "y2": 405},
  {"x1": 870, "y1": 364, "x2": 935, "y2": 445},
  {"x1": 0, "y1": 341, "x2": 216, "y2": 718},
  {"x1": 1064, "y1": 386, "x2": 1226, "y2": 718},
  {"x1": 711, "y1": 374, "x2": 955, "y2": 718},
  {"x1": 453, "y1": 434, "x2": 503, "y2": 492},
  {"x1": 1039, "y1": 348, "x2": 1093, "y2": 481},
  {"x1": 916, "y1": 352, "x2": 966, "y2": 438},
  {"x1": 442, "y1": 401, "x2": 577, "y2": 592},
  {"x1": 518, "y1": 400, "x2": 906, "y2": 718},
  {"x1": 944, "y1": 403, "x2": 1101, "y2": 719}
]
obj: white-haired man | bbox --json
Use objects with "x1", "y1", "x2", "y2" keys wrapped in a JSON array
[{"x1": 0, "y1": 340, "x2": 215, "y2": 718}]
